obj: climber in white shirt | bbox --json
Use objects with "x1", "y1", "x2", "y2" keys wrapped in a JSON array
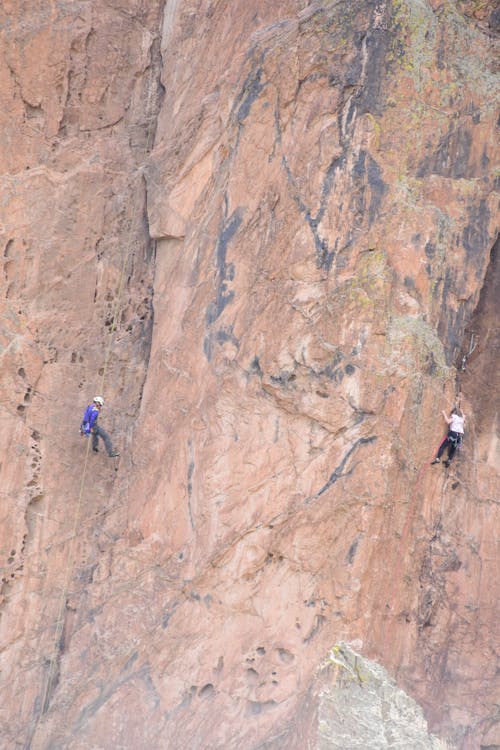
[{"x1": 431, "y1": 406, "x2": 465, "y2": 467}]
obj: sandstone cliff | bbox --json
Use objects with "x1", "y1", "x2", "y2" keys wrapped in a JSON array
[{"x1": 0, "y1": 1, "x2": 498, "y2": 749}]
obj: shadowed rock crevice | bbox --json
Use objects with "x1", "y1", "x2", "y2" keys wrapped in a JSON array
[
  {"x1": 438, "y1": 219, "x2": 495, "y2": 367},
  {"x1": 457, "y1": 233, "x2": 499, "y2": 437}
]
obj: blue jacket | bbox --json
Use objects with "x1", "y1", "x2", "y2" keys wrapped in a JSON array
[{"x1": 81, "y1": 404, "x2": 99, "y2": 435}]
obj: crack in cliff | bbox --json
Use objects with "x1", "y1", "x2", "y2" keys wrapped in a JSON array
[{"x1": 456, "y1": 232, "x2": 499, "y2": 435}]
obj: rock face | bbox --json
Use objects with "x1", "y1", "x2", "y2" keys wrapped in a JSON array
[
  {"x1": 317, "y1": 644, "x2": 448, "y2": 750},
  {"x1": 0, "y1": 2, "x2": 498, "y2": 749}
]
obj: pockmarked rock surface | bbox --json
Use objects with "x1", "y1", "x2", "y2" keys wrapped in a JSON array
[{"x1": 0, "y1": 1, "x2": 498, "y2": 749}]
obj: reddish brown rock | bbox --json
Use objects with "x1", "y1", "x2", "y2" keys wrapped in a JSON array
[{"x1": 0, "y1": 1, "x2": 498, "y2": 749}]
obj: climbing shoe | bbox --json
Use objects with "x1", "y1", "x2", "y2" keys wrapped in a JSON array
[
  {"x1": 431, "y1": 458, "x2": 440, "y2": 464},
  {"x1": 108, "y1": 451, "x2": 120, "y2": 458},
  {"x1": 92, "y1": 447, "x2": 99, "y2": 453},
  {"x1": 443, "y1": 460, "x2": 451, "y2": 467}
]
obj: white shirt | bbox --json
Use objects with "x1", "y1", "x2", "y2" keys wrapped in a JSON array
[{"x1": 449, "y1": 414, "x2": 464, "y2": 433}]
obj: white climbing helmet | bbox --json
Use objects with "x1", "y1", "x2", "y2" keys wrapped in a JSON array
[{"x1": 93, "y1": 396, "x2": 104, "y2": 406}]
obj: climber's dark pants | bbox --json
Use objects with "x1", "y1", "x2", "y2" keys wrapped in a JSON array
[
  {"x1": 436, "y1": 431, "x2": 462, "y2": 463},
  {"x1": 92, "y1": 425, "x2": 115, "y2": 456}
]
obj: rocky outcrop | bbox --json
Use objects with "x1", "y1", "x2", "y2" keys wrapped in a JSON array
[
  {"x1": 317, "y1": 644, "x2": 449, "y2": 750},
  {"x1": 0, "y1": 1, "x2": 498, "y2": 749}
]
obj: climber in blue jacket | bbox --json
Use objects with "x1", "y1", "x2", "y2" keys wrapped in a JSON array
[{"x1": 80, "y1": 396, "x2": 119, "y2": 457}]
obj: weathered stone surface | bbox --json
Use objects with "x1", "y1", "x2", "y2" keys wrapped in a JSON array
[
  {"x1": 0, "y1": 1, "x2": 498, "y2": 749},
  {"x1": 0, "y1": 1, "x2": 163, "y2": 747},
  {"x1": 317, "y1": 643, "x2": 448, "y2": 750}
]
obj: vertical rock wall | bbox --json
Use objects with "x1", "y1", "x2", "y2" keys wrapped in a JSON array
[
  {"x1": 0, "y1": 1, "x2": 498, "y2": 749},
  {"x1": 0, "y1": 1, "x2": 165, "y2": 747}
]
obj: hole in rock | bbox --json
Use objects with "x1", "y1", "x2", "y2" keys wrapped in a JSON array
[
  {"x1": 247, "y1": 700, "x2": 277, "y2": 716},
  {"x1": 4, "y1": 238, "x2": 14, "y2": 257},
  {"x1": 25, "y1": 103, "x2": 43, "y2": 119},
  {"x1": 277, "y1": 648, "x2": 295, "y2": 664},
  {"x1": 246, "y1": 668, "x2": 259, "y2": 685},
  {"x1": 198, "y1": 684, "x2": 214, "y2": 698}
]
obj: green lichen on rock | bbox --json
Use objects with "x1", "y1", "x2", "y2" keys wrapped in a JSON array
[
  {"x1": 330, "y1": 250, "x2": 390, "y2": 317},
  {"x1": 388, "y1": 0, "x2": 437, "y2": 88},
  {"x1": 388, "y1": 0, "x2": 497, "y2": 103},
  {"x1": 385, "y1": 315, "x2": 450, "y2": 379},
  {"x1": 389, "y1": 0, "x2": 436, "y2": 63}
]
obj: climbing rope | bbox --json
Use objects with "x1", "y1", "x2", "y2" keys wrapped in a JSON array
[
  {"x1": 387, "y1": 386, "x2": 474, "y2": 639},
  {"x1": 33, "y1": 98, "x2": 158, "y2": 736},
  {"x1": 460, "y1": 331, "x2": 478, "y2": 372},
  {"x1": 38, "y1": 436, "x2": 92, "y2": 716},
  {"x1": 37, "y1": 234, "x2": 137, "y2": 721}
]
